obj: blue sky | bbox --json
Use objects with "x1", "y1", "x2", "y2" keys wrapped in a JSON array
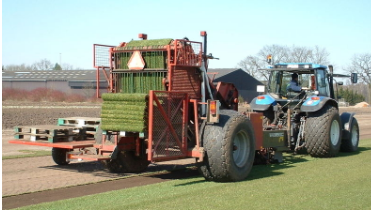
[{"x1": 2, "y1": 0, "x2": 371, "y2": 73}]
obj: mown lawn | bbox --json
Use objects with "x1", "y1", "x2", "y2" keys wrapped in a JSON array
[
  {"x1": 2, "y1": 150, "x2": 50, "y2": 160},
  {"x1": 17, "y1": 139, "x2": 371, "y2": 210}
]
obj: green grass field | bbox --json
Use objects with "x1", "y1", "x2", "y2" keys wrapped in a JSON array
[
  {"x1": 2, "y1": 150, "x2": 50, "y2": 160},
  {"x1": 16, "y1": 139, "x2": 371, "y2": 210}
]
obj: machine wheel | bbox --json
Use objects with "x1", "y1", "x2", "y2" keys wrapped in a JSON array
[
  {"x1": 103, "y1": 151, "x2": 150, "y2": 173},
  {"x1": 305, "y1": 105, "x2": 342, "y2": 157},
  {"x1": 52, "y1": 148, "x2": 70, "y2": 165},
  {"x1": 340, "y1": 118, "x2": 359, "y2": 152},
  {"x1": 197, "y1": 109, "x2": 255, "y2": 182}
]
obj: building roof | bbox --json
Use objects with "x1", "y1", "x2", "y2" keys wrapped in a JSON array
[
  {"x1": 208, "y1": 68, "x2": 263, "y2": 90},
  {"x1": 2, "y1": 70, "x2": 99, "y2": 82},
  {"x1": 207, "y1": 68, "x2": 238, "y2": 81}
]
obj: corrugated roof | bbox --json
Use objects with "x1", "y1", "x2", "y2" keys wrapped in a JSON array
[{"x1": 1, "y1": 70, "x2": 99, "y2": 81}]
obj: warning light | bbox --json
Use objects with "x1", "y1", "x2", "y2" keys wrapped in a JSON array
[{"x1": 267, "y1": 54, "x2": 272, "y2": 64}]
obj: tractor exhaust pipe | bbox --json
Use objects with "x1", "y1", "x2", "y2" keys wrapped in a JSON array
[
  {"x1": 328, "y1": 65, "x2": 333, "y2": 74},
  {"x1": 328, "y1": 65, "x2": 335, "y2": 98}
]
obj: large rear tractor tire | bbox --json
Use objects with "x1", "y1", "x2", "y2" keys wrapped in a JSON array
[
  {"x1": 52, "y1": 148, "x2": 70, "y2": 165},
  {"x1": 197, "y1": 110, "x2": 255, "y2": 182},
  {"x1": 340, "y1": 118, "x2": 359, "y2": 152},
  {"x1": 305, "y1": 105, "x2": 342, "y2": 157},
  {"x1": 103, "y1": 151, "x2": 150, "y2": 173}
]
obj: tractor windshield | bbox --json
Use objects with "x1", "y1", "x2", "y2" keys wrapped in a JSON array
[{"x1": 267, "y1": 70, "x2": 312, "y2": 98}]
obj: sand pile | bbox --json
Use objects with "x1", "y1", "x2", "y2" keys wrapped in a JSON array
[{"x1": 354, "y1": 101, "x2": 370, "y2": 108}]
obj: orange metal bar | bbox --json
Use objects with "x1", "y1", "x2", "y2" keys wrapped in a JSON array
[
  {"x1": 9, "y1": 140, "x2": 95, "y2": 149},
  {"x1": 167, "y1": 45, "x2": 173, "y2": 91},
  {"x1": 93, "y1": 144, "x2": 115, "y2": 151},
  {"x1": 67, "y1": 154, "x2": 110, "y2": 161},
  {"x1": 249, "y1": 112, "x2": 263, "y2": 150},
  {"x1": 150, "y1": 155, "x2": 188, "y2": 162},
  {"x1": 182, "y1": 96, "x2": 189, "y2": 153},
  {"x1": 186, "y1": 148, "x2": 203, "y2": 159},
  {"x1": 190, "y1": 99, "x2": 200, "y2": 149},
  {"x1": 148, "y1": 90, "x2": 154, "y2": 161},
  {"x1": 96, "y1": 67, "x2": 100, "y2": 98}
]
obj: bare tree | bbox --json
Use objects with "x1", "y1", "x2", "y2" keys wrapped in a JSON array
[
  {"x1": 238, "y1": 44, "x2": 330, "y2": 82},
  {"x1": 32, "y1": 59, "x2": 53, "y2": 70},
  {"x1": 257, "y1": 44, "x2": 290, "y2": 64},
  {"x1": 237, "y1": 55, "x2": 267, "y2": 80},
  {"x1": 289, "y1": 45, "x2": 312, "y2": 62},
  {"x1": 5, "y1": 63, "x2": 34, "y2": 71},
  {"x1": 344, "y1": 53, "x2": 371, "y2": 102},
  {"x1": 310, "y1": 45, "x2": 330, "y2": 65},
  {"x1": 62, "y1": 63, "x2": 74, "y2": 70}
]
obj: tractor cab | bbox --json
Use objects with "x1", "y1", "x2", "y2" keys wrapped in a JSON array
[{"x1": 266, "y1": 63, "x2": 329, "y2": 101}]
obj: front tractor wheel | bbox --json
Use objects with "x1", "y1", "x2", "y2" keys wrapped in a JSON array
[
  {"x1": 305, "y1": 105, "x2": 342, "y2": 157},
  {"x1": 197, "y1": 110, "x2": 255, "y2": 182}
]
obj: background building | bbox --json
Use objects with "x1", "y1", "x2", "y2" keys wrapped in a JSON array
[{"x1": 2, "y1": 68, "x2": 262, "y2": 103}]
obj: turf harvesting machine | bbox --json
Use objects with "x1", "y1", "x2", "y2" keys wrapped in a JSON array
[{"x1": 9, "y1": 31, "x2": 259, "y2": 181}]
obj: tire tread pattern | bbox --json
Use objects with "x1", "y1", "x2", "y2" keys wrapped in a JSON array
[
  {"x1": 197, "y1": 110, "x2": 255, "y2": 182},
  {"x1": 305, "y1": 105, "x2": 341, "y2": 157}
]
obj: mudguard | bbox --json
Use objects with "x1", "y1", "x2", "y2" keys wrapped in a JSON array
[
  {"x1": 301, "y1": 96, "x2": 338, "y2": 112},
  {"x1": 340, "y1": 112, "x2": 356, "y2": 140},
  {"x1": 250, "y1": 94, "x2": 277, "y2": 111}
]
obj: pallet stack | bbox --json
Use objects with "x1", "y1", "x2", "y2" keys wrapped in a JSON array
[
  {"x1": 14, "y1": 125, "x2": 81, "y2": 143},
  {"x1": 57, "y1": 117, "x2": 101, "y2": 139},
  {"x1": 13, "y1": 117, "x2": 101, "y2": 143}
]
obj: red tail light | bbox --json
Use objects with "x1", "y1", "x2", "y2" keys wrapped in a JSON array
[
  {"x1": 311, "y1": 97, "x2": 320, "y2": 100},
  {"x1": 257, "y1": 96, "x2": 265, "y2": 100},
  {"x1": 210, "y1": 100, "x2": 217, "y2": 115}
]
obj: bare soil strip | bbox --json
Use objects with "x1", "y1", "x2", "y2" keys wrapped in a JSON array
[{"x1": 2, "y1": 168, "x2": 199, "y2": 210}]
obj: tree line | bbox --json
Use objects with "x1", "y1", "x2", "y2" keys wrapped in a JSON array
[{"x1": 2, "y1": 59, "x2": 79, "y2": 71}]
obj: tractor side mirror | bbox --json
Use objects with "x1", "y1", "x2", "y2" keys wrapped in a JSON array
[{"x1": 351, "y1": 73, "x2": 358, "y2": 83}]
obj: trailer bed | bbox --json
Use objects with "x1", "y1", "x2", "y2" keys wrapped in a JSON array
[{"x1": 9, "y1": 139, "x2": 95, "y2": 149}]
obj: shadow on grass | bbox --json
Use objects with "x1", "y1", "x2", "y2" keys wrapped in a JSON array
[
  {"x1": 337, "y1": 146, "x2": 371, "y2": 157},
  {"x1": 174, "y1": 153, "x2": 309, "y2": 186},
  {"x1": 247, "y1": 154, "x2": 308, "y2": 181}
]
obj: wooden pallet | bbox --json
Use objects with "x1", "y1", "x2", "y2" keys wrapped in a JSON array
[
  {"x1": 57, "y1": 117, "x2": 101, "y2": 139},
  {"x1": 14, "y1": 125, "x2": 82, "y2": 143},
  {"x1": 57, "y1": 117, "x2": 101, "y2": 127}
]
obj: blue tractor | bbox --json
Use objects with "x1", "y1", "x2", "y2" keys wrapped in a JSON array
[{"x1": 250, "y1": 63, "x2": 359, "y2": 161}]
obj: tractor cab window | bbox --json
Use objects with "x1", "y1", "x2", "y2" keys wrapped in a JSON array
[
  {"x1": 267, "y1": 70, "x2": 311, "y2": 98},
  {"x1": 267, "y1": 70, "x2": 282, "y2": 96},
  {"x1": 316, "y1": 69, "x2": 330, "y2": 97}
]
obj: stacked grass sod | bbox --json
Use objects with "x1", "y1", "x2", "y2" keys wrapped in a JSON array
[
  {"x1": 124, "y1": 38, "x2": 173, "y2": 49},
  {"x1": 115, "y1": 38, "x2": 172, "y2": 70},
  {"x1": 117, "y1": 51, "x2": 167, "y2": 69},
  {"x1": 118, "y1": 72, "x2": 165, "y2": 93},
  {"x1": 101, "y1": 93, "x2": 148, "y2": 132}
]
